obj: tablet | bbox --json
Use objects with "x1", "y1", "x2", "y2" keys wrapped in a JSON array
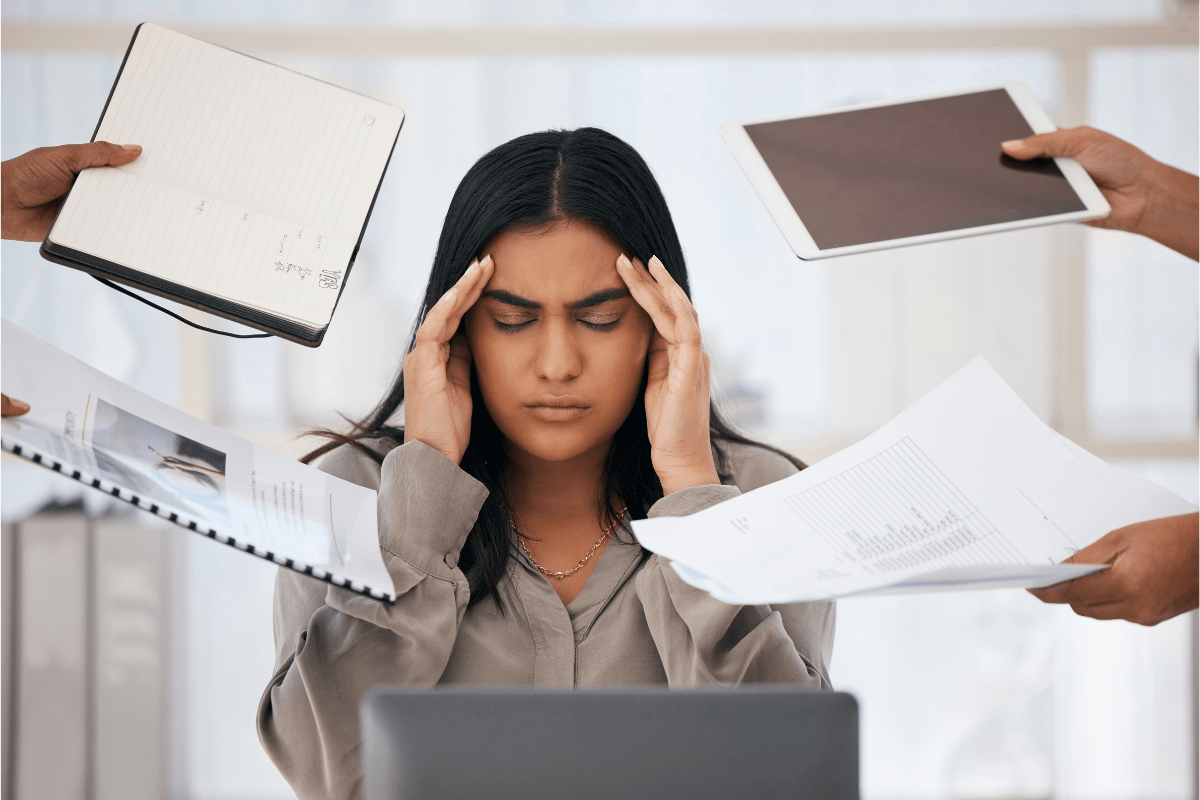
[{"x1": 722, "y1": 84, "x2": 1110, "y2": 260}]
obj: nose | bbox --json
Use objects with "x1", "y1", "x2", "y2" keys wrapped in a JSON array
[{"x1": 534, "y1": 317, "x2": 582, "y2": 383}]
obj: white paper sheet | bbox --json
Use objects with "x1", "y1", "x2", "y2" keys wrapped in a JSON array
[
  {"x1": 632, "y1": 356, "x2": 1195, "y2": 604},
  {"x1": 1, "y1": 319, "x2": 395, "y2": 600}
]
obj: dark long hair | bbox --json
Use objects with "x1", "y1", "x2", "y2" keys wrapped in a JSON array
[{"x1": 305, "y1": 128, "x2": 804, "y2": 608}]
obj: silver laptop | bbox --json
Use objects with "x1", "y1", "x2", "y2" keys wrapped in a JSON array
[{"x1": 361, "y1": 687, "x2": 858, "y2": 800}]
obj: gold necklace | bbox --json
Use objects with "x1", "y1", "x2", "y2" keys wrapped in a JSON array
[{"x1": 511, "y1": 506, "x2": 627, "y2": 581}]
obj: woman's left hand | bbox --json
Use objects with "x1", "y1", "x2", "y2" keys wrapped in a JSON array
[{"x1": 617, "y1": 254, "x2": 721, "y2": 496}]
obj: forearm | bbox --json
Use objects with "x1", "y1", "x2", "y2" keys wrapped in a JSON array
[
  {"x1": 320, "y1": 440, "x2": 488, "y2": 640},
  {"x1": 259, "y1": 580, "x2": 469, "y2": 799},
  {"x1": 1139, "y1": 162, "x2": 1199, "y2": 260},
  {"x1": 258, "y1": 441, "x2": 488, "y2": 796},
  {"x1": 635, "y1": 484, "x2": 829, "y2": 687},
  {"x1": 638, "y1": 556, "x2": 830, "y2": 686}
]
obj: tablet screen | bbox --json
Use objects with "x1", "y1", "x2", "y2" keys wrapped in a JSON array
[{"x1": 744, "y1": 89, "x2": 1086, "y2": 251}]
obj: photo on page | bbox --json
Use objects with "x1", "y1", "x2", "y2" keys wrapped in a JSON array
[{"x1": 90, "y1": 399, "x2": 231, "y2": 522}]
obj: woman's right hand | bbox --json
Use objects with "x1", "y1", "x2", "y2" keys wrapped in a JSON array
[{"x1": 402, "y1": 256, "x2": 494, "y2": 465}]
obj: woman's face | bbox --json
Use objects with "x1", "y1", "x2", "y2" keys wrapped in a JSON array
[{"x1": 463, "y1": 219, "x2": 654, "y2": 465}]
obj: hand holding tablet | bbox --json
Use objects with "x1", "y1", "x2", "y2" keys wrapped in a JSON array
[
  {"x1": 1002, "y1": 126, "x2": 1199, "y2": 260},
  {"x1": 723, "y1": 84, "x2": 1110, "y2": 260}
]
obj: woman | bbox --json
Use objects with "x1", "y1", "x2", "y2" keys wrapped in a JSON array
[{"x1": 257, "y1": 128, "x2": 834, "y2": 798}]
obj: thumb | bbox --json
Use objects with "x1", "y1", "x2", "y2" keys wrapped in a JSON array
[
  {"x1": 446, "y1": 330, "x2": 473, "y2": 386},
  {"x1": 59, "y1": 141, "x2": 142, "y2": 174},
  {"x1": 1001, "y1": 127, "x2": 1089, "y2": 161}
]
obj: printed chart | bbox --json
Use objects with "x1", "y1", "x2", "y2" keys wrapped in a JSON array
[{"x1": 784, "y1": 438, "x2": 1026, "y2": 575}]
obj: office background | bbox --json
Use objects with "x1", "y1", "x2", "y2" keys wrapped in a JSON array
[{"x1": 1, "y1": 1, "x2": 1197, "y2": 798}]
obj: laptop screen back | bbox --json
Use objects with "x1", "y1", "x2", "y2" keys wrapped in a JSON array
[{"x1": 362, "y1": 687, "x2": 858, "y2": 800}]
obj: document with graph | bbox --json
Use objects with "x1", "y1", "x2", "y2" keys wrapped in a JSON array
[
  {"x1": 40, "y1": 22, "x2": 404, "y2": 346},
  {"x1": 0, "y1": 320, "x2": 396, "y2": 601},
  {"x1": 632, "y1": 356, "x2": 1196, "y2": 603}
]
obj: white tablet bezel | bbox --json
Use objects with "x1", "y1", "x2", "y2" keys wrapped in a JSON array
[{"x1": 721, "y1": 83, "x2": 1111, "y2": 261}]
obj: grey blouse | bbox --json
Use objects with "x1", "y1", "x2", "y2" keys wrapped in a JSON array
[{"x1": 257, "y1": 439, "x2": 836, "y2": 800}]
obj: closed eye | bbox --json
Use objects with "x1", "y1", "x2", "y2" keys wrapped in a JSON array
[
  {"x1": 578, "y1": 313, "x2": 620, "y2": 331},
  {"x1": 493, "y1": 312, "x2": 621, "y2": 332},
  {"x1": 493, "y1": 317, "x2": 535, "y2": 333}
]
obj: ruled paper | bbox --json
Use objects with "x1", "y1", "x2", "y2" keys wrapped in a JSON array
[{"x1": 50, "y1": 23, "x2": 403, "y2": 328}]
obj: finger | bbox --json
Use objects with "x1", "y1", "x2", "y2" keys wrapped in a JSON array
[
  {"x1": 1062, "y1": 541, "x2": 1106, "y2": 566},
  {"x1": 1001, "y1": 127, "x2": 1091, "y2": 161},
  {"x1": 414, "y1": 283, "x2": 468, "y2": 349},
  {"x1": 1068, "y1": 599, "x2": 1131, "y2": 622},
  {"x1": 646, "y1": 256, "x2": 704, "y2": 390},
  {"x1": 416, "y1": 255, "x2": 493, "y2": 345},
  {"x1": 648, "y1": 255, "x2": 701, "y2": 343},
  {"x1": 1, "y1": 394, "x2": 30, "y2": 417},
  {"x1": 58, "y1": 141, "x2": 143, "y2": 174},
  {"x1": 1029, "y1": 567, "x2": 1123, "y2": 606},
  {"x1": 1028, "y1": 582, "x2": 1076, "y2": 604},
  {"x1": 616, "y1": 254, "x2": 676, "y2": 337},
  {"x1": 438, "y1": 254, "x2": 493, "y2": 333},
  {"x1": 446, "y1": 330, "x2": 473, "y2": 388}
]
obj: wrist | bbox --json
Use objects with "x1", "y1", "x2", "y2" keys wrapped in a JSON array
[
  {"x1": 1135, "y1": 162, "x2": 1199, "y2": 260},
  {"x1": 659, "y1": 468, "x2": 722, "y2": 497},
  {"x1": 402, "y1": 428, "x2": 463, "y2": 466}
]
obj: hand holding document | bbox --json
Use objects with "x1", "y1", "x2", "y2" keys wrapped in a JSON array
[
  {"x1": 632, "y1": 357, "x2": 1195, "y2": 604},
  {"x1": 1, "y1": 320, "x2": 396, "y2": 601}
]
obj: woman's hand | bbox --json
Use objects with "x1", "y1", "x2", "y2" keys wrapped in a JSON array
[
  {"x1": 402, "y1": 256, "x2": 494, "y2": 465},
  {"x1": 617, "y1": 254, "x2": 720, "y2": 496}
]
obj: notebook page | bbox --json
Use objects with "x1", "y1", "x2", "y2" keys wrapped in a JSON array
[{"x1": 51, "y1": 23, "x2": 403, "y2": 329}]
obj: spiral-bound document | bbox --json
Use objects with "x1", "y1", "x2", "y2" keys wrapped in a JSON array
[
  {"x1": 1, "y1": 320, "x2": 396, "y2": 601},
  {"x1": 40, "y1": 23, "x2": 404, "y2": 346}
]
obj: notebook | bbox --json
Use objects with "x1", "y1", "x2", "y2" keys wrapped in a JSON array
[
  {"x1": 40, "y1": 23, "x2": 405, "y2": 346},
  {"x1": 1, "y1": 319, "x2": 397, "y2": 602}
]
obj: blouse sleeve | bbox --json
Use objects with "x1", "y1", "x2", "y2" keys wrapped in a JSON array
[
  {"x1": 634, "y1": 469, "x2": 835, "y2": 688},
  {"x1": 257, "y1": 440, "x2": 489, "y2": 800}
]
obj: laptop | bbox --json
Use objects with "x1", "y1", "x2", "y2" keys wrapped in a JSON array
[{"x1": 361, "y1": 687, "x2": 858, "y2": 800}]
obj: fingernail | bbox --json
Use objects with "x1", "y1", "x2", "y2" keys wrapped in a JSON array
[
  {"x1": 121, "y1": 144, "x2": 142, "y2": 152},
  {"x1": 649, "y1": 255, "x2": 663, "y2": 267},
  {"x1": 617, "y1": 254, "x2": 632, "y2": 268},
  {"x1": 480, "y1": 254, "x2": 492, "y2": 267},
  {"x1": 1000, "y1": 140, "x2": 1022, "y2": 150},
  {"x1": 10, "y1": 399, "x2": 29, "y2": 412}
]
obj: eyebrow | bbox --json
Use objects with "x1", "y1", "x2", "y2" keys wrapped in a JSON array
[{"x1": 482, "y1": 287, "x2": 630, "y2": 310}]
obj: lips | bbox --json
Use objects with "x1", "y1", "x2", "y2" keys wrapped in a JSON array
[
  {"x1": 527, "y1": 395, "x2": 590, "y2": 409},
  {"x1": 524, "y1": 395, "x2": 592, "y2": 421}
]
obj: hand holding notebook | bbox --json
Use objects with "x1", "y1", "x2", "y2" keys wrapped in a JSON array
[
  {"x1": 1, "y1": 141, "x2": 143, "y2": 241},
  {"x1": 40, "y1": 23, "x2": 405, "y2": 345}
]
